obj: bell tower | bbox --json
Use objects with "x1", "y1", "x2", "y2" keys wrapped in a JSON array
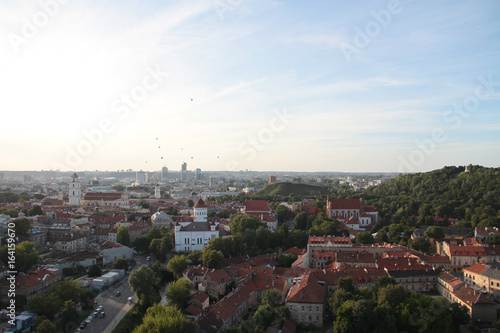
[{"x1": 69, "y1": 173, "x2": 81, "y2": 206}]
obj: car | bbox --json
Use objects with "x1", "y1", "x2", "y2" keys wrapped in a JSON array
[
  {"x1": 97, "y1": 305, "x2": 103, "y2": 311},
  {"x1": 127, "y1": 296, "x2": 133, "y2": 304},
  {"x1": 146, "y1": 256, "x2": 151, "y2": 261},
  {"x1": 116, "y1": 290, "x2": 121, "y2": 296},
  {"x1": 85, "y1": 318, "x2": 92, "y2": 325},
  {"x1": 79, "y1": 322, "x2": 86, "y2": 329},
  {"x1": 99, "y1": 312, "x2": 105, "y2": 318}
]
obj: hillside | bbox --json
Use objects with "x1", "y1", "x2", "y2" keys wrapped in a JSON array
[
  {"x1": 362, "y1": 165, "x2": 500, "y2": 226},
  {"x1": 256, "y1": 182, "x2": 329, "y2": 197}
]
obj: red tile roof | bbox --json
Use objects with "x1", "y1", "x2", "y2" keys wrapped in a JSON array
[
  {"x1": 286, "y1": 272, "x2": 326, "y2": 304},
  {"x1": 84, "y1": 192, "x2": 123, "y2": 201},
  {"x1": 463, "y1": 263, "x2": 488, "y2": 274},
  {"x1": 329, "y1": 199, "x2": 363, "y2": 210},
  {"x1": 455, "y1": 285, "x2": 494, "y2": 306},
  {"x1": 245, "y1": 200, "x2": 271, "y2": 212},
  {"x1": 194, "y1": 197, "x2": 208, "y2": 208}
]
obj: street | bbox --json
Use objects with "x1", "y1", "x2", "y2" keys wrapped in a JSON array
[{"x1": 79, "y1": 254, "x2": 147, "y2": 333}]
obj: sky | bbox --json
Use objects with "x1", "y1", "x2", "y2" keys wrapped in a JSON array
[{"x1": 0, "y1": 0, "x2": 499, "y2": 173}]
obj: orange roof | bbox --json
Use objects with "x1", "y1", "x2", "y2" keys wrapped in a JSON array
[
  {"x1": 193, "y1": 197, "x2": 207, "y2": 208},
  {"x1": 463, "y1": 263, "x2": 488, "y2": 274},
  {"x1": 83, "y1": 192, "x2": 124, "y2": 201},
  {"x1": 329, "y1": 199, "x2": 362, "y2": 210},
  {"x1": 245, "y1": 200, "x2": 271, "y2": 212},
  {"x1": 286, "y1": 272, "x2": 326, "y2": 304}
]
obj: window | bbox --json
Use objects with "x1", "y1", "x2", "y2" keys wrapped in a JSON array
[
  {"x1": 309, "y1": 306, "x2": 312, "y2": 312},
  {"x1": 302, "y1": 306, "x2": 304, "y2": 312},
  {"x1": 316, "y1": 306, "x2": 320, "y2": 312}
]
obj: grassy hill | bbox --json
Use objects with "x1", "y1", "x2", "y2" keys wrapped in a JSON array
[
  {"x1": 256, "y1": 182, "x2": 329, "y2": 197},
  {"x1": 362, "y1": 165, "x2": 500, "y2": 225}
]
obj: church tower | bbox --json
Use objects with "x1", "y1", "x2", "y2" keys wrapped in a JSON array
[
  {"x1": 69, "y1": 173, "x2": 81, "y2": 206},
  {"x1": 154, "y1": 183, "x2": 161, "y2": 199},
  {"x1": 193, "y1": 197, "x2": 208, "y2": 222}
]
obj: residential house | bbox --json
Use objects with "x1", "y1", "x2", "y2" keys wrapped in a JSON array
[
  {"x1": 438, "y1": 271, "x2": 497, "y2": 323},
  {"x1": 244, "y1": 200, "x2": 278, "y2": 232},
  {"x1": 285, "y1": 272, "x2": 326, "y2": 328}
]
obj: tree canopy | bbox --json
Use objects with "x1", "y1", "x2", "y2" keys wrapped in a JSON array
[
  {"x1": 132, "y1": 304, "x2": 194, "y2": 333},
  {"x1": 129, "y1": 265, "x2": 161, "y2": 308}
]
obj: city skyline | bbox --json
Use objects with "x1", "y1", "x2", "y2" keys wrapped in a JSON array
[{"x1": 1, "y1": 1, "x2": 499, "y2": 173}]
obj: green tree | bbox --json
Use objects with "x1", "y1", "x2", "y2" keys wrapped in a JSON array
[
  {"x1": 0, "y1": 241, "x2": 40, "y2": 273},
  {"x1": 294, "y1": 212, "x2": 308, "y2": 230},
  {"x1": 167, "y1": 255, "x2": 188, "y2": 279},
  {"x1": 149, "y1": 238, "x2": 168, "y2": 262},
  {"x1": 132, "y1": 236, "x2": 151, "y2": 253},
  {"x1": 372, "y1": 277, "x2": 397, "y2": 300},
  {"x1": 117, "y1": 225, "x2": 131, "y2": 246},
  {"x1": 338, "y1": 276, "x2": 356, "y2": 294},
  {"x1": 114, "y1": 258, "x2": 129, "y2": 271},
  {"x1": 334, "y1": 299, "x2": 356, "y2": 333},
  {"x1": 166, "y1": 278, "x2": 192, "y2": 309},
  {"x1": 377, "y1": 284, "x2": 405, "y2": 307},
  {"x1": 60, "y1": 300, "x2": 79, "y2": 329},
  {"x1": 13, "y1": 218, "x2": 31, "y2": 239},
  {"x1": 261, "y1": 289, "x2": 283, "y2": 308},
  {"x1": 27, "y1": 293, "x2": 62, "y2": 319},
  {"x1": 450, "y1": 303, "x2": 470, "y2": 330},
  {"x1": 217, "y1": 208, "x2": 230, "y2": 218},
  {"x1": 28, "y1": 205, "x2": 43, "y2": 216},
  {"x1": 36, "y1": 319, "x2": 57, "y2": 333},
  {"x1": 253, "y1": 304, "x2": 275, "y2": 327},
  {"x1": 187, "y1": 199, "x2": 194, "y2": 208},
  {"x1": 355, "y1": 232, "x2": 374, "y2": 245},
  {"x1": 277, "y1": 253, "x2": 297, "y2": 268},
  {"x1": 132, "y1": 304, "x2": 194, "y2": 333},
  {"x1": 229, "y1": 215, "x2": 264, "y2": 236},
  {"x1": 50, "y1": 279, "x2": 84, "y2": 305},
  {"x1": 409, "y1": 236, "x2": 431, "y2": 252},
  {"x1": 275, "y1": 204, "x2": 293, "y2": 223},
  {"x1": 187, "y1": 250, "x2": 203, "y2": 265},
  {"x1": 129, "y1": 265, "x2": 161, "y2": 308},
  {"x1": 491, "y1": 234, "x2": 500, "y2": 245},
  {"x1": 202, "y1": 249, "x2": 224, "y2": 269},
  {"x1": 88, "y1": 264, "x2": 102, "y2": 277},
  {"x1": 424, "y1": 226, "x2": 445, "y2": 239}
]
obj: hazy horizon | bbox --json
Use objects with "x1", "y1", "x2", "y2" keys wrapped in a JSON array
[{"x1": 1, "y1": 1, "x2": 499, "y2": 173}]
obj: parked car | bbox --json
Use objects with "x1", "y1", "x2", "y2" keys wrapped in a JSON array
[
  {"x1": 127, "y1": 296, "x2": 133, "y2": 304},
  {"x1": 116, "y1": 290, "x2": 121, "y2": 296},
  {"x1": 79, "y1": 322, "x2": 86, "y2": 329},
  {"x1": 146, "y1": 256, "x2": 151, "y2": 261},
  {"x1": 97, "y1": 305, "x2": 103, "y2": 311},
  {"x1": 99, "y1": 312, "x2": 105, "y2": 318}
]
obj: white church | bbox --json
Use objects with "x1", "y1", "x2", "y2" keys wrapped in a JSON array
[{"x1": 174, "y1": 197, "x2": 224, "y2": 253}]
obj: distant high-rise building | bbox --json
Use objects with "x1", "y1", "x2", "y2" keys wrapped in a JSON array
[
  {"x1": 209, "y1": 176, "x2": 214, "y2": 188},
  {"x1": 69, "y1": 173, "x2": 81, "y2": 206},
  {"x1": 269, "y1": 176, "x2": 277, "y2": 183},
  {"x1": 0, "y1": 173, "x2": 3, "y2": 182},
  {"x1": 196, "y1": 168, "x2": 201, "y2": 180},
  {"x1": 162, "y1": 166, "x2": 168, "y2": 180},
  {"x1": 136, "y1": 171, "x2": 147, "y2": 185},
  {"x1": 181, "y1": 162, "x2": 187, "y2": 182}
]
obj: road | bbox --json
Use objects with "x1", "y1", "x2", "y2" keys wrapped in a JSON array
[{"x1": 79, "y1": 254, "x2": 147, "y2": 333}]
